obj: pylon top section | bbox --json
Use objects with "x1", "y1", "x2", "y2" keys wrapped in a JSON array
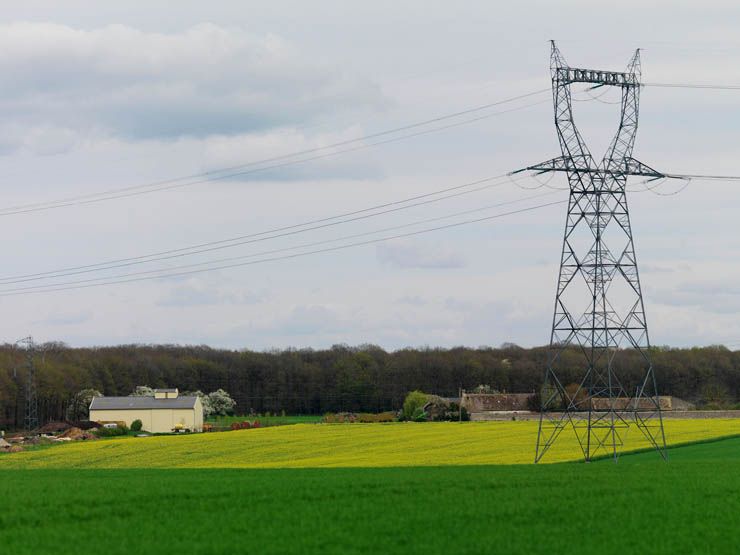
[{"x1": 549, "y1": 40, "x2": 640, "y2": 87}]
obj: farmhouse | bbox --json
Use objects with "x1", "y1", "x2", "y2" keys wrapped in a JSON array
[{"x1": 89, "y1": 389, "x2": 203, "y2": 433}]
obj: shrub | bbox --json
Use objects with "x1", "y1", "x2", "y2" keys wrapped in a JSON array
[
  {"x1": 527, "y1": 391, "x2": 541, "y2": 411},
  {"x1": 94, "y1": 425, "x2": 128, "y2": 437},
  {"x1": 564, "y1": 383, "x2": 588, "y2": 409},
  {"x1": 240, "y1": 421, "x2": 251, "y2": 429},
  {"x1": 411, "y1": 407, "x2": 428, "y2": 422},
  {"x1": 357, "y1": 412, "x2": 397, "y2": 423},
  {"x1": 323, "y1": 412, "x2": 397, "y2": 424},
  {"x1": 440, "y1": 402, "x2": 470, "y2": 422},
  {"x1": 460, "y1": 406, "x2": 470, "y2": 421},
  {"x1": 402, "y1": 391, "x2": 429, "y2": 421},
  {"x1": 230, "y1": 422, "x2": 241, "y2": 431},
  {"x1": 252, "y1": 420, "x2": 261, "y2": 428},
  {"x1": 131, "y1": 419, "x2": 143, "y2": 432}
]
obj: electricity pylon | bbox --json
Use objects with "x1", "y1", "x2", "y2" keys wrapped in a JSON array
[
  {"x1": 16, "y1": 336, "x2": 39, "y2": 431},
  {"x1": 512, "y1": 42, "x2": 678, "y2": 463}
]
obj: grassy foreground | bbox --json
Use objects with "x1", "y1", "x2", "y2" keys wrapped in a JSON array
[
  {"x1": 0, "y1": 437, "x2": 738, "y2": 555},
  {"x1": 1, "y1": 419, "x2": 737, "y2": 468}
]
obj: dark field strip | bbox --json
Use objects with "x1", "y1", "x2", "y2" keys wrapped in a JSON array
[{"x1": 1, "y1": 438, "x2": 738, "y2": 555}]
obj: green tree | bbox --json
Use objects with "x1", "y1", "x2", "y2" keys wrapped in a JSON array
[
  {"x1": 131, "y1": 385, "x2": 154, "y2": 397},
  {"x1": 402, "y1": 390, "x2": 429, "y2": 421},
  {"x1": 66, "y1": 388, "x2": 102, "y2": 420}
]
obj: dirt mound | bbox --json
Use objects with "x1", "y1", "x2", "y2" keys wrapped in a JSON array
[
  {"x1": 60, "y1": 427, "x2": 98, "y2": 441},
  {"x1": 61, "y1": 427, "x2": 84, "y2": 439},
  {"x1": 38, "y1": 421, "x2": 71, "y2": 434}
]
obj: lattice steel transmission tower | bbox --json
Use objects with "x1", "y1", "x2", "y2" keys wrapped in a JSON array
[
  {"x1": 513, "y1": 42, "x2": 678, "y2": 463},
  {"x1": 17, "y1": 336, "x2": 39, "y2": 431}
]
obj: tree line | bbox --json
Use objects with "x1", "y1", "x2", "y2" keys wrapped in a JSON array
[{"x1": 0, "y1": 342, "x2": 738, "y2": 429}]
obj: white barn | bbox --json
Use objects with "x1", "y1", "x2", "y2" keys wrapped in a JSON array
[{"x1": 89, "y1": 389, "x2": 203, "y2": 433}]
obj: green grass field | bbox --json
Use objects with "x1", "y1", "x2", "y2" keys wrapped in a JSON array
[
  {"x1": 1, "y1": 421, "x2": 738, "y2": 554},
  {"x1": 0, "y1": 437, "x2": 738, "y2": 555}
]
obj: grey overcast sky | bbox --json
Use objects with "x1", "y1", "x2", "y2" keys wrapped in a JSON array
[{"x1": 0, "y1": 1, "x2": 739, "y2": 350}]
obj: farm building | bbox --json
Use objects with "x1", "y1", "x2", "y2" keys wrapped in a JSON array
[{"x1": 89, "y1": 389, "x2": 203, "y2": 433}]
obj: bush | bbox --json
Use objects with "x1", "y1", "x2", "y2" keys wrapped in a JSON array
[
  {"x1": 324, "y1": 412, "x2": 397, "y2": 423},
  {"x1": 564, "y1": 383, "x2": 588, "y2": 409},
  {"x1": 527, "y1": 391, "x2": 541, "y2": 411},
  {"x1": 94, "y1": 425, "x2": 128, "y2": 437},
  {"x1": 131, "y1": 419, "x2": 143, "y2": 432},
  {"x1": 460, "y1": 406, "x2": 470, "y2": 421},
  {"x1": 230, "y1": 422, "x2": 241, "y2": 431},
  {"x1": 402, "y1": 391, "x2": 429, "y2": 421},
  {"x1": 411, "y1": 407, "x2": 428, "y2": 422},
  {"x1": 357, "y1": 412, "x2": 397, "y2": 423}
]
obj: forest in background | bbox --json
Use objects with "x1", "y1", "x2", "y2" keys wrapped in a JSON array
[{"x1": 0, "y1": 342, "x2": 739, "y2": 429}]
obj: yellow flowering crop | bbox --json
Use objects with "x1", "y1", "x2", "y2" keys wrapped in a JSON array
[{"x1": 1, "y1": 419, "x2": 737, "y2": 469}]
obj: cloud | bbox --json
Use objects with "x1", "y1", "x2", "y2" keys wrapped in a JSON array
[
  {"x1": 376, "y1": 241, "x2": 465, "y2": 269},
  {"x1": 396, "y1": 295, "x2": 427, "y2": 306},
  {"x1": 201, "y1": 126, "x2": 383, "y2": 181},
  {"x1": 156, "y1": 281, "x2": 264, "y2": 307},
  {"x1": 0, "y1": 22, "x2": 384, "y2": 152},
  {"x1": 34, "y1": 310, "x2": 93, "y2": 327},
  {"x1": 263, "y1": 304, "x2": 349, "y2": 336},
  {"x1": 652, "y1": 278, "x2": 740, "y2": 315}
]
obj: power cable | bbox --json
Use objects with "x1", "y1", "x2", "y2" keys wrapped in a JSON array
[
  {"x1": 0, "y1": 88, "x2": 551, "y2": 216},
  {"x1": 0, "y1": 173, "x2": 536, "y2": 284},
  {"x1": 0, "y1": 198, "x2": 565, "y2": 297},
  {"x1": 665, "y1": 173, "x2": 740, "y2": 181},
  {"x1": 644, "y1": 82, "x2": 740, "y2": 90},
  {"x1": 2, "y1": 190, "x2": 559, "y2": 292}
]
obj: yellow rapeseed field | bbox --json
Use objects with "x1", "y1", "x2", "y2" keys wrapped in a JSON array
[{"x1": 0, "y1": 419, "x2": 737, "y2": 469}]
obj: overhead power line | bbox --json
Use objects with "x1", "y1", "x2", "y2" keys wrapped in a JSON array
[
  {"x1": 0, "y1": 173, "x2": 523, "y2": 284},
  {"x1": 0, "y1": 81, "x2": 735, "y2": 217},
  {"x1": 1, "y1": 190, "x2": 559, "y2": 292},
  {"x1": 665, "y1": 173, "x2": 740, "y2": 181},
  {"x1": 0, "y1": 88, "x2": 551, "y2": 217},
  {"x1": 1, "y1": 166, "x2": 718, "y2": 287},
  {"x1": 644, "y1": 82, "x2": 740, "y2": 90},
  {"x1": 0, "y1": 197, "x2": 565, "y2": 297}
]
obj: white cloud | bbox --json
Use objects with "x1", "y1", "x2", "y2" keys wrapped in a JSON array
[
  {"x1": 376, "y1": 241, "x2": 465, "y2": 269},
  {"x1": 156, "y1": 280, "x2": 264, "y2": 308},
  {"x1": 0, "y1": 22, "x2": 384, "y2": 152},
  {"x1": 201, "y1": 126, "x2": 383, "y2": 181}
]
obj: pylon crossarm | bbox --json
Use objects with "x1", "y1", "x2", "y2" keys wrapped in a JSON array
[{"x1": 510, "y1": 156, "x2": 678, "y2": 180}]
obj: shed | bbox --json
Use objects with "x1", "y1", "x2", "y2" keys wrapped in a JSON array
[{"x1": 89, "y1": 389, "x2": 203, "y2": 433}]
